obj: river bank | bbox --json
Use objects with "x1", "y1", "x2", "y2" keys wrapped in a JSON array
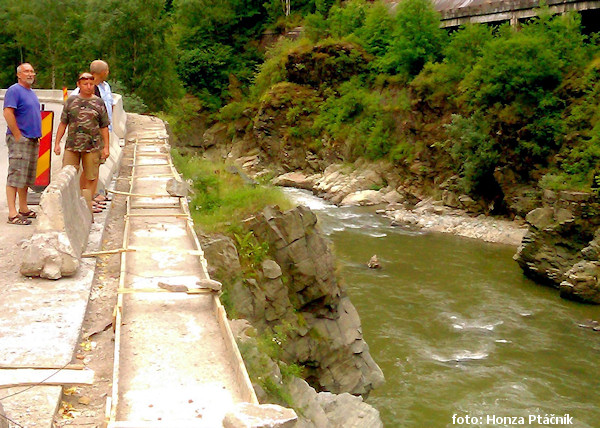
[{"x1": 265, "y1": 165, "x2": 528, "y2": 247}]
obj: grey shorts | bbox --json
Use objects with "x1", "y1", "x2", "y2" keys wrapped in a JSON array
[{"x1": 6, "y1": 134, "x2": 39, "y2": 188}]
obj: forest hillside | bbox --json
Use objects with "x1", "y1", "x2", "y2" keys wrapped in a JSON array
[{"x1": 2, "y1": 0, "x2": 599, "y2": 215}]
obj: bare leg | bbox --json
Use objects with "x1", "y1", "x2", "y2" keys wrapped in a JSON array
[
  {"x1": 6, "y1": 185, "x2": 18, "y2": 218},
  {"x1": 17, "y1": 187, "x2": 29, "y2": 213},
  {"x1": 81, "y1": 176, "x2": 98, "y2": 214}
]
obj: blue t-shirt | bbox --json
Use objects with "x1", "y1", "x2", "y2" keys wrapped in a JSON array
[{"x1": 3, "y1": 83, "x2": 42, "y2": 138}]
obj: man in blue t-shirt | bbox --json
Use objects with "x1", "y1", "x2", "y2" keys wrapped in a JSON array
[{"x1": 3, "y1": 63, "x2": 42, "y2": 225}]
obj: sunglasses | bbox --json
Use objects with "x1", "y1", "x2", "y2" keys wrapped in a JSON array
[{"x1": 78, "y1": 75, "x2": 94, "y2": 81}]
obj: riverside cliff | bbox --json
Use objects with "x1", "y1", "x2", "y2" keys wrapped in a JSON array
[{"x1": 200, "y1": 205, "x2": 384, "y2": 427}]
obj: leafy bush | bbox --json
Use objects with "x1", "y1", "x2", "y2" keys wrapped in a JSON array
[
  {"x1": 459, "y1": 12, "x2": 591, "y2": 172},
  {"x1": 250, "y1": 38, "x2": 301, "y2": 100},
  {"x1": 444, "y1": 114, "x2": 500, "y2": 194},
  {"x1": 110, "y1": 80, "x2": 149, "y2": 113},
  {"x1": 314, "y1": 77, "x2": 393, "y2": 160},
  {"x1": 376, "y1": 0, "x2": 446, "y2": 77}
]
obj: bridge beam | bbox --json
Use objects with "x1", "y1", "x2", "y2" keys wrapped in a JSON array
[{"x1": 437, "y1": 0, "x2": 600, "y2": 28}]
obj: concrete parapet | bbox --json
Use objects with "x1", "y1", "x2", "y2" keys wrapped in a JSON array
[
  {"x1": 112, "y1": 94, "x2": 127, "y2": 138},
  {"x1": 20, "y1": 165, "x2": 92, "y2": 279}
]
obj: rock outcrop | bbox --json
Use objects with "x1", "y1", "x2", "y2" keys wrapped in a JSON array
[
  {"x1": 202, "y1": 205, "x2": 384, "y2": 398},
  {"x1": 286, "y1": 377, "x2": 383, "y2": 428},
  {"x1": 243, "y1": 205, "x2": 385, "y2": 395},
  {"x1": 514, "y1": 190, "x2": 600, "y2": 303},
  {"x1": 223, "y1": 403, "x2": 298, "y2": 428}
]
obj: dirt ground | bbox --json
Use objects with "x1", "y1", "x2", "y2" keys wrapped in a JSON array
[{"x1": 53, "y1": 147, "x2": 133, "y2": 428}]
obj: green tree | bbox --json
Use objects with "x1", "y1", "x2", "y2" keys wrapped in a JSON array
[
  {"x1": 173, "y1": 0, "x2": 266, "y2": 108},
  {"x1": 5, "y1": 0, "x2": 87, "y2": 89},
  {"x1": 93, "y1": 0, "x2": 182, "y2": 111},
  {"x1": 377, "y1": 0, "x2": 446, "y2": 77},
  {"x1": 460, "y1": 13, "x2": 589, "y2": 169}
]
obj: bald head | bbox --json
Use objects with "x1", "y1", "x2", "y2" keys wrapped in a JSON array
[
  {"x1": 90, "y1": 60, "x2": 109, "y2": 74},
  {"x1": 16, "y1": 63, "x2": 36, "y2": 88}
]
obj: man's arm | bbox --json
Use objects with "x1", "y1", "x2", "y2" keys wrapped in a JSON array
[
  {"x1": 54, "y1": 122, "x2": 67, "y2": 155},
  {"x1": 3, "y1": 108, "x2": 22, "y2": 140},
  {"x1": 100, "y1": 127, "x2": 109, "y2": 159}
]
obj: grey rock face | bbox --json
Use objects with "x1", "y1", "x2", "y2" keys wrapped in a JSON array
[
  {"x1": 198, "y1": 234, "x2": 242, "y2": 280},
  {"x1": 20, "y1": 166, "x2": 91, "y2": 279},
  {"x1": 242, "y1": 206, "x2": 384, "y2": 395},
  {"x1": 514, "y1": 192, "x2": 600, "y2": 303},
  {"x1": 560, "y1": 261, "x2": 600, "y2": 304},
  {"x1": 287, "y1": 377, "x2": 383, "y2": 428}
]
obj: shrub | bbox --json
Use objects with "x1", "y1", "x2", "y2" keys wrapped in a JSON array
[
  {"x1": 376, "y1": 0, "x2": 446, "y2": 77},
  {"x1": 314, "y1": 77, "x2": 393, "y2": 160},
  {"x1": 444, "y1": 114, "x2": 500, "y2": 194}
]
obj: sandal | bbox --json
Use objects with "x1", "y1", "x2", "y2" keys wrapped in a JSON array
[
  {"x1": 94, "y1": 194, "x2": 112, "y2": 203},
  {"x1": 7, "y1": 215, "x2": 32, "y2": 225},
  {"x1": 19, "y1": 210, "x2": 37, "y2": 218},
  {"x1": 92, "y1": 204, "x2": 103, "y2": 214}
]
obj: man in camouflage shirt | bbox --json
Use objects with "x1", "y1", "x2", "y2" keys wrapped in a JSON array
[{"x1": 54, "y1": 72, "x2": 109, "y2": 214}]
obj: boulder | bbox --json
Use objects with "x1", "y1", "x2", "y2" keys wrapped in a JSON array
[
  {"x1": 340, "y1": 190, "x2": 383, "y2": 206},
  {"x1": 198, "y1": 234, "x2": 242, "y2": 281},
  {"x1": 222, "y1": 403, "x2": 297, "y2": 428},
  {"x1": 272, "y1": 172, "x2": 318, "y2": 191},
  {"x1": 560, "y1": 261, "x2": 600, "y2": 304},
  {"x1": 20, "y1": 166, "x2": 91, "y2": 279},
  {"x1": 262, "y1": 259, "x2": 283, "y2": 279},
  {"x1": 367, "y1": 255, "x2": 381, "y2": 269},
  {"x1": 166, "y1": 178, "x2": 193, "y2": 197},
  {"x1": 286, "y1": 377, "x2": 383, "y2": 428}
]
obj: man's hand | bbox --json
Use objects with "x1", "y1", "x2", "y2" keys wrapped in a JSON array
[
  {"x1": 53, "y1": 143, "x2": 61, "y2": 156},
  {"x1": 102, "y1": 146, "x2": 109, "y2": 160}
]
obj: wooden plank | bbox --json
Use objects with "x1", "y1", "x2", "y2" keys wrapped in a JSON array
[
  {"x1": 125, "y1": 213, "x2": 189, "y2": 218},
  {"x1": 0, "y1": 364, "x2": 84, "y2": 370},
  {"x1": 0, "y1": 368, "x2": 94, "y2": 388},
  {"x1": 117, "y1": 288, "x2": 213, "y2": 295},
  {"x1": 107, "y1": 189, "x2": 175, "y2": 198},
  {"x1": 212, "y1": 295, "x2": 259, "y2": 404},
  {"x1": 82, "y1": 248, "x2": 134, "y2": 258},
  {"x1": 127, "y1": 246, "x2": 201, "y2": 255}
]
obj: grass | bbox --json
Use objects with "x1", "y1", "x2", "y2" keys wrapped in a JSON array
[{"x1": 171, "y1": 149, "x2": 293, "y2": 233}]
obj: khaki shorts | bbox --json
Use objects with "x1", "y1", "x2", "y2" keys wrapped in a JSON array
[
  {"x1": 6, "y1": 134, "x2": 39, "y2": 188},
  {"x1": 63, "y1": 149, "x2": 101, "y2": 180}
]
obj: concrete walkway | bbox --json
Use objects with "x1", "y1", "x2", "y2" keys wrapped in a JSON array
[
  {"x1": 0, "y1": 112, "x2": 258, "y2": 427},
  {"x1": 108, "y1": 115, "x2": 255, "y2": 426}
]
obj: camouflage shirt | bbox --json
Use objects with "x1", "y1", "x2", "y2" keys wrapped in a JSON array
[{"x1": 60, "y1": 95, "x2": 109, "y2": 152}]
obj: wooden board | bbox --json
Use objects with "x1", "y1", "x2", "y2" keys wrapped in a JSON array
[{"x1": 0, "y1": 368, "x2": 94, "y2": 388}]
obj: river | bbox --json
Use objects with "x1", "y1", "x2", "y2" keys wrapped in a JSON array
[{"x1": 284, "y1": 188, "x2": 600, "y2": 428}]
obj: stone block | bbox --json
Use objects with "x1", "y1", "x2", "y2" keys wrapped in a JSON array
[{"x1": 20, "y1": 166, "x2": 92, "y2": 279}]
